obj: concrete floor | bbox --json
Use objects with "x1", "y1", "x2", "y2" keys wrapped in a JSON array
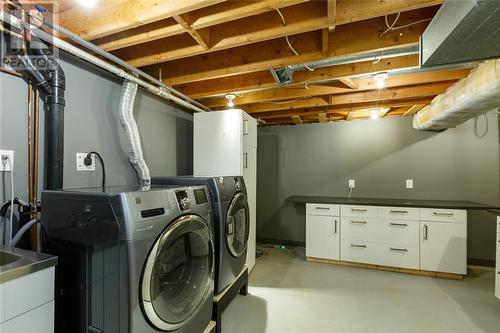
[{"x1": 222, "y1": 247, "x2": 500, "y2": 333}]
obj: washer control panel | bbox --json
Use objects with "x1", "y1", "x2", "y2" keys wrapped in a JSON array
[{"x1": 175, "y1": 190, "x2": 191, "y2": 211}]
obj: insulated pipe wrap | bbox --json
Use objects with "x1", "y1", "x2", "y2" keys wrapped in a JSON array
[{"x1": 119, "y1": 80, "x2": 151, "y2": 186}]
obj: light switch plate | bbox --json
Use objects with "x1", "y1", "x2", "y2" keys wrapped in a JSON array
[
  {"x1": 406, "y1": 179, "x2": 414, "y2": 189},
  {"x1": 76, "y1": 153, "x2": 95, "y2": 171},
  {"x1": 0, "y1": 150, "x2": 14, "y2": 172},
  {"x1": 349, "y1": 179, "x2": 355, "y2": 188}
]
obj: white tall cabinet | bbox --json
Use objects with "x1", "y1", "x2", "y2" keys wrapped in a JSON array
[{"x1": 193, "y1": 109, "x2": 258, "y2": 271}]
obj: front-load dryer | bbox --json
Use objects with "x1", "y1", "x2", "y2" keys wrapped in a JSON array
[
  {"x1": 152, "y1": 176, "x2": 250, "y2": 294},
  {"x1": 42, "y1": 185, "x2": 214, "y2": 333}
]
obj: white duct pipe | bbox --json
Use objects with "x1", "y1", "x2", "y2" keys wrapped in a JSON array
[
  {"x1": 413, "y1": 58, "x2": 500, "y2": 130},
  {"x1": 119, "y1": 80, "x2": 151, "y2": 186},
  {"x1": 0, "y1": 11, "x2": 209, "y2": 113}
]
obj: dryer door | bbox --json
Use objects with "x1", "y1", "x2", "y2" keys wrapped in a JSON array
[
  {"x1": 141, "y1": 215, "x2": 214, "y2": 331},
  {"x1": 226, "y1": 192, "x2": 250, "y2": 257}
]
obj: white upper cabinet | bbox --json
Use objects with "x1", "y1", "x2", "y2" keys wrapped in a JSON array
[{"x1": 194, "y1": 109, "x2": 257, "y2": 177}]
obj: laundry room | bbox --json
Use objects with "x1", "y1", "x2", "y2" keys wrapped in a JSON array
[{"x1": 0, "y1": 1, "x2": 500, "y2": 333}]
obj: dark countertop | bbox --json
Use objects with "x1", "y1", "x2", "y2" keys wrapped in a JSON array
[{"x1": 287, "y1": 195, "x2": 500, "y2": 210}]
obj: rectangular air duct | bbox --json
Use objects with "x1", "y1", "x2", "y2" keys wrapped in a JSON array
[
  {"x1": 420, "y1": 0, "x2": 500, "y2": 67},
  {"x1": 413, "y1": 58, "x2": 500, "y2": 131}
]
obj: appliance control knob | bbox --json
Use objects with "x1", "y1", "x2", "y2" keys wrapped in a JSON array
[{"x1": 180, "y1": 197, "x2": 191, "y2": 210}]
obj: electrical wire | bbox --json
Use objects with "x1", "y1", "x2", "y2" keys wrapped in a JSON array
[
  {"x1": 261, "y1": 96, "x2": 311, "y2": 104},
  {"x1": 276, "y1": 9, "x2": 314, "y2": 72},
  {"x1": 348, "y1": 187, "x2": 353, "y2": 199},
  {"x1": 8, "y1": 158, "x2": 14, "y2": 244},
  {"x1": 379, "y1": 12, "x2": 432, "y2": 39},
  {"x1": 86, "y1": 151, "x2": 106, "y2": 188}
]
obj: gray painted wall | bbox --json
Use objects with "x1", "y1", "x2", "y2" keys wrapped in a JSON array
[
  {"x1": 0, "y1": 55, "x2": 193, "y2": 244},
  {"x1": 257, "y1": 114, "x2": 500, "y2": 261}
]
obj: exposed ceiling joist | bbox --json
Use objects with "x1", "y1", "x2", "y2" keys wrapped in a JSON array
[
  {"x1": 202, "y1": 69, "x2": 470, "y2": 108},
  {"x1": 58, "y1": 0, "x2": 226, "y2": 40},
  {"x1": 291, "y1": 115, "x2": 303, "y2": 125},
  {"x1": 338, "y1": 77, "x2": 359, "y2": 90},
  {"x1": 143, "y1": 7, "x2": 437, "y2": 84},
  {"x1": 173, "y1": 14, "x2": 210, "y2": 49}
]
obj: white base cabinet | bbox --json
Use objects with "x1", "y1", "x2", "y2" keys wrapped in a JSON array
[
  {"x1": 306, "y1": 204, "x2": 340, "y2": 260},
  {"x1": 307, "y1": 204, "x2": 468, "y2": 277}
]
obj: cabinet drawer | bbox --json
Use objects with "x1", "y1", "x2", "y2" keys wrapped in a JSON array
[
  {"x1": 379, "y1": 219, "x2": 419, "y2": 246},
  {"x1": 341, "y1": 205, "x2": 377, "y2": 218},
  {"x1": 340, "y1": 240, "x2": 379, "y2": 265},
  {"x1": 306, "y1": 204, "x2": 339, "y2": 216},
  {"x1": 378, "y1": 207, "x2": 419, "y2": 221},
  {"x1": 378, "y1": 244, "x2": 419, "y2": 270},
  {"x1": 420, "y1": 208, "x2": 466, "y2": 223},
  {"x1": 341, "y1": 217, "x2": 379, "y2": 243}
]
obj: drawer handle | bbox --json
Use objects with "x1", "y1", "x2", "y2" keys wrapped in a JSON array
[
  {"x1": 432, "y1": 212, "x2": 454, "y2": 217},
  {"x1": 390, "y1": 247, "x2": 408, "y2": 252},
  {"x1": 390, "y1": 222, "x2": 408, "y2": 227},
  {"x1": 334, "y1": 219, "x2": 338, "y2": 234},
  {"x1": 390, "y1": 210, "x2": 408, "y2": 214},
  {"x1": 351, "y1": 243, "x2": 367, "y2": 248},
  {"x1": 352, "y1": 208, "x2": 367, "y2": 212},
  {"x1": 423, "y1": 224, "x2": 429, "y2": 240},
  {"x1": 351, "y1": 220, "x2": 367, "y2": 224},
  {"x1": 315, "y1": 207, "x2": 330, "y2": 210}
]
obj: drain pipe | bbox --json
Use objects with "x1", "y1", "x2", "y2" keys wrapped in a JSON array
[{"x1": 119, "y1": 80, "x2": 151, "y2": 186}]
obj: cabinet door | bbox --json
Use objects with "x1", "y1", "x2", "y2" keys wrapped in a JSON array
[
  {"x1": 193, "y1": 110, "x2": 243, "y2": 176},
  {"x1": 243, "y1": 146, "x2": 257, "y2": 271},
  {"x1": 420, "y1": 221, "x2": 467, "y2": 274},
  {"x1": 306, "y1": 215, "x2": 340, "y2": 260},
  {"x1": 242, "y1": 111, "x2": 257, "y2": 148}
]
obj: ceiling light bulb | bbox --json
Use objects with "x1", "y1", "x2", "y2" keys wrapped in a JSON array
[
  {"x1": 373, "y1": 72, "x2": 388, "y2": 89},
  {"x1": 370, "y1": 109, "x2": 380, "y2": 119},
  {"x1": 77, "y1": 0, "x2": 97, "y2": 8},
  {"x1": 225, "y1": 94, "x2": 236, "y2": 108}
]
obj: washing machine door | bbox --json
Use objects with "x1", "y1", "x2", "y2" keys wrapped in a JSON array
[
  {"x1": 141, "y1": 214, "x2": 214, "y2": 331},
  {"x1": 226, "y1": 192, "x2": 250, "y2": 257}
]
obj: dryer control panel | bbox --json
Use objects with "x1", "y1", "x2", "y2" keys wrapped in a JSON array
[{"x1": 175, "y1": 190, "x2": 191, "y2": 211}]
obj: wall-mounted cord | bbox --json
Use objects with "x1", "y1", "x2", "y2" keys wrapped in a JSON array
[
  {"x1": 84, "y1": 151, "x2": 106, "y2": 188},
  {"x1": 348, "y1": 187, "x2": 353, "y2": 199}
]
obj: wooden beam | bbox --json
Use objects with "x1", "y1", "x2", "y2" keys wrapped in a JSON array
[
  {"x1": 258, "y1": 97, "x2": 435, "y2": 120},
  {"x1": 322, "y1": 28, "x2": 329, "y2": 53},
  {"x1": 201, "y1": 68, "x2": 470, "y2": 108},
  {"x1": 291, "y1": 115, "x2": 303, "y2": 125},
  {"x1": 402, "y1": 104, "x2": 427, "y2": 117},
  {"x1": 338, "y1": 77, "x2": 359, "y2": 89},
  {"x1": 58, "y1": 0, "x2": 226, "y2": 40},
  {"x1": 189, "y1": 0, "x2": 309, "y2": 30},
  {"x1": 173, "y1": 14, "x2": 210, "y2": 49},
  {"x1": 142, "y1": 7, "x2": 438, "y2": 80},
  {"x1": 318, "y1": 112, "x2": 328, "y2": 123},
  {"x1": 241, "y1": 81, "x2": 456, "y2": 114},
  {"x1": 327, "y1": 0, "x2": 336, "y2": 26},
  {"x1": 119, "y1": 1, "x2": 328, "y2": 66},
  {"x1": 93, "y1": 20, "x2": 185, "y2": 52},
  {"x1": 177, "y1": 55, "x2": 424, "y2": 99}
]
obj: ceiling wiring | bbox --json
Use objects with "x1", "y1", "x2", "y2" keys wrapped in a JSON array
[
  {"x1": 379, "y1": 12, "x2": 432, "y2": 39},
  {"x1": 261, "y1": 96, "x2": 313, "y2": 104},
  {"x1": 276, "y1": 8, "x2": 314, "y2": 72}
]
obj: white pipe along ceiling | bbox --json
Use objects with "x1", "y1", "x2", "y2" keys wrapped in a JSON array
[
  {"x1": 413, "y1": 58, "x2": 500, "y2": 131},
  {"x1": 0, "y1": 11, "x2": 210, "y2": 114}
]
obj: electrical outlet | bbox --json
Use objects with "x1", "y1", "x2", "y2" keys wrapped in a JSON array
[
  {"x1": 76, "y1": 153, "x2": 95, "y2": 171},
  {"x1": 406, "y1": 179, "x2": 414, "y2": 189},
  {"x1": 349, "y1": 179, "x2": 355, "y2": 188},
  {"x1": 0, "y1": 150, "x2": 14, "y2": 172}
]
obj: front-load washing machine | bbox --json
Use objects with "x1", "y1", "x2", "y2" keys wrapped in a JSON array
[
  {"x1": 152, "y1": 176, "x2": 249, "y2": 294},
  {"x1": 42, "y1": 185, "x2": 214, "y2": 333}
]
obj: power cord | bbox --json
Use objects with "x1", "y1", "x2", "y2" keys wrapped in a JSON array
[{"x1": 84, "y1": 151, "x2": 106, "y2": 188}]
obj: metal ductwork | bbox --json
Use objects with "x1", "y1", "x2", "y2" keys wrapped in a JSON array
[
  {"x1": 413, "y1": 58, "x2": 500, "y2": 131},
  {"x1": 420, "y1": 0, "x2": 500, "y2": 67},
  {"x1": 269, "y1": 44, "x2": 420, "y2": 86},
  {"x1": 119, "y1": 80, "x2": 151, "y2": 186}
]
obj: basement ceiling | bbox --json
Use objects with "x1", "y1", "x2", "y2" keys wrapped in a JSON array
[{"x1": 50, "y1": 0, "x2": 475, "y2": 126}]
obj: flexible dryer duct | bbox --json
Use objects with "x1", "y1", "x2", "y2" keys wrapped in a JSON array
[
  {"x1": 413, "y1": 58, "x2": 500, "y2": 131},
  {"x1": 119, "y1": 80, "x2": 151, "y2": 186}
]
